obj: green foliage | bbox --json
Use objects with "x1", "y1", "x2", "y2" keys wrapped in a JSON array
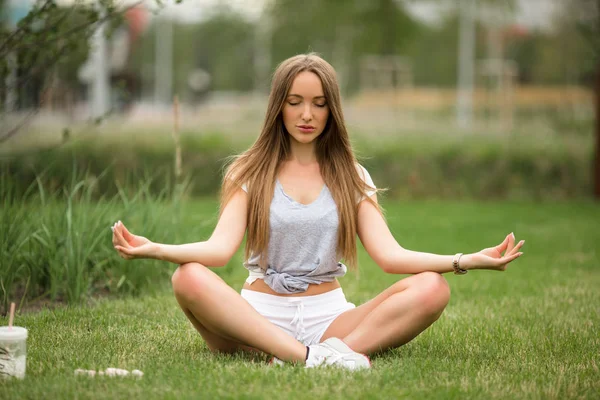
[
  {"x1": 0, "y1": 1, "x2": 98, "y2": 90},
  {"x1": 1, "y1": 129, "x2": 593, "y2": 201},
  {"x1": 269, "y1": 0, "x2": 420, "y2": 93},
  {"x1": 1, "y1": 131, "x2": 235, "y2": 201},
  {"x1": 131, "y1": 10, "x2": 257, "y2": 98},
  {"x1": 353, "y1": 134, "x2": 592, "y2": 200},
  {"x1": 193, "y1": 12, "x2": 256, "y2": 91},
  {"x1": 0, "y1": 163, "x2": 196, "y2": 314},
  {"x1": 0, "y1": 0, "x2": 163, "y2": 143}
]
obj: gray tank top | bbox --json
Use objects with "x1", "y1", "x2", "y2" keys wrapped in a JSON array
[{"x1": 242, "y1": 165, "x2": 375, "y2": 294}]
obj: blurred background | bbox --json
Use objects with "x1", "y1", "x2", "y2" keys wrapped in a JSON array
[
  {"x1": 0, "y1": 0, "x2": 600, "y2": 199},
  {"x1": 1, "y1": 0, "x2": 599, "y2": 311},
  {"x1": 0, "y1": 0, "x2": 598, "y2": 201}
]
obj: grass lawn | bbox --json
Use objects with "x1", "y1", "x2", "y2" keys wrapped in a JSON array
[{"x1": 1, "y1": 200, "x2": 599, "y2": 399}]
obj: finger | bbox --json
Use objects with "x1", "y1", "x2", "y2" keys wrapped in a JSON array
[
  {"x1": 500, "y1": 251, "x2": 523, "y2": 265},
  {"x1": 114, "y1": 228, "x2": 131, "y2": 248},
  {"x1": 111, "y1": 226, "x2": 121, "y2": 247},
  {"x1": 116, "y1": 249, "x2": 129, "y2": 260},
  {"x1": 505, "y1": 232, "x2": 516, "y2": 256},
  {"x1": 114, "y1": 222, "x2": 124, "y2": 238},
  {"x1": 115, "y1": 246, "x2": 134, "y2": 259},
  {"x1": 507, "y1": 240, "x2": 525, "y2": 257},
  {"x1": 113, "y1": 227, "x2": 124, "y2": 246},
  {"x1": 494, "y1": 234, "x2": 511, "y2": 253},
  {"x1": 114, "y1": 244, "x2": 127, "y2": 257},
  {"x1": 119, "y1": 221, "x2": 134, "y2": 241}
]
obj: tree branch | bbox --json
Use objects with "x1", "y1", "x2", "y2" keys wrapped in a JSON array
[
  {"x1": 0, "y1": 0, "x2": 143, "y2": 59},
  {"x1": 0, "y1": 0, "x2": 55, "y2": 55}
]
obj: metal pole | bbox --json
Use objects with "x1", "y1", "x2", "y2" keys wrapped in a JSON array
[
  {"x1": 457, "y1": 0, "x2": 476, "y2": 129},
  {"x1": 254, "y1": 1, "x2": 272, "y2": 94},
  {"x1": 91, "y1": 3, "x2": 109, "y2": 119}
]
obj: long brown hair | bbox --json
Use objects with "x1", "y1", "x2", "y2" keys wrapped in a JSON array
[{"x1": 220, "y1": 53, "x2": 381, "y2": 269}]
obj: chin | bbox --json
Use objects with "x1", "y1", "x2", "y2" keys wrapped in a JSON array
[{"x1": 290, "y1": 132, "x2": 321, "y2": 145}]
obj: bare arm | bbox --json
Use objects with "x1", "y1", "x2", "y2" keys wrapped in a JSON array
[
  {"x1": 113, "y1": 188, "x2": 248, "y2": 267},
  {"x1": 357, "y1": 194, "x2": 524, "y2": 274}
]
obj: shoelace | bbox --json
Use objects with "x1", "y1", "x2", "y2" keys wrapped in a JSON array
[{"x1": 314, "y1": 353, "x2": 346, "y2": 366}]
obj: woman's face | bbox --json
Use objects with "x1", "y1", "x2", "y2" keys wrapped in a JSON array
[{"x1": 282, "y1": 71, "x2": 330, "y2": 145}]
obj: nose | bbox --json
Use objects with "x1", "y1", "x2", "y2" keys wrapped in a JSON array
[{"x1": 301, "y1": 104, "x2": 312, "y2": 122}]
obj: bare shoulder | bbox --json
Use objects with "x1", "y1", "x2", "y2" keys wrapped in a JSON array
[
  {"x1": 355, "y1": 163, "x2": 376, "y2": 197},
  {"x1": 224, "y1": 163, "x2": 249, "y2": 193}
]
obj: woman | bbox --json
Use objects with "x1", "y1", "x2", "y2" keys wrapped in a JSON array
[{"x1": 112, "y1": 53, "x2": 525, "y2": 370}]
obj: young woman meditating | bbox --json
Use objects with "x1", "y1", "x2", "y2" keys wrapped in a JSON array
[{"x1": 111, "y1": 53, "x2": 525, "y2": 370}]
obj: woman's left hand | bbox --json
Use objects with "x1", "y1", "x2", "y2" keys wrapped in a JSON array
[{"x1": 461, "y1": 233, "x2": 525, "y2": 271}]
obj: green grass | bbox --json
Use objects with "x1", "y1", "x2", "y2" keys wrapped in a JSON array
[
  {"x1": 1, "y1": 200, "x2": 599, "y2": 399},
  {"x1": 0, "y1": 169, "x2": 196, "y2": 313}
]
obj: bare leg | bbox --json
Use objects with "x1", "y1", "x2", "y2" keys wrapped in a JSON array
[
  {"x1": 171, "y1": 262, "x2": 307, "y2": 362},
  {"x1": 321, "y1": 272, "x2": 450, "y2": 355}
]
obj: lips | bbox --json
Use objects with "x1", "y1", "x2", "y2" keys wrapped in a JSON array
[{"x1": 297, "y1": 125, "x2": 316, "y2": 133}]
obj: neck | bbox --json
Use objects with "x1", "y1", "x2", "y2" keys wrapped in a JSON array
[{"x1": 289, "y1": 138, "x2": 318, "y2": 165}]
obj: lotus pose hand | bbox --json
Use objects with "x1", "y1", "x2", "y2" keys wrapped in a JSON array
[
  {"x1": 111, "y1": 221, "x2": 158, "y2": 260},
  {"x1": 461, "y1": 233, "x2": 525, "y2": 271}
]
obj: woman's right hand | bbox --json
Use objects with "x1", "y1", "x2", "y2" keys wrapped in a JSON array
[{"x1": 111, "y1": 221, "x2": 159, "y2": 260}]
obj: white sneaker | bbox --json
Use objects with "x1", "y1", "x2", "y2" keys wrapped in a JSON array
[
  {"x1": 305, "y1": 338, "x2": 371, "y2": 370},
  {"x1": 269, "y1": 357, "x2": 285, "y2": 366}
]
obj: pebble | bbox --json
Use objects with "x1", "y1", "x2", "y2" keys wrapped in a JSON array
[
  {"x1": 132, "y1": 370, "x2": 144, "y2": 378},
  {"x1": 74, "y1": 367, "x2": 142, "y2": 378}
]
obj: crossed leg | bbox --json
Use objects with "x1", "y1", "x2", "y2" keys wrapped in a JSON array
[
  {"x1": 321, "y1": 271, "x2": 451, "y2": 355},
  {"x1": 171, "y1": 262, "x2": 306, "y2": 362},
  {"x1": 172, "y1": 263, "x2": 449, "y2": 361}
]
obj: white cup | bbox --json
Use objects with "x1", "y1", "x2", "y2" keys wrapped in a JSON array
[{"x1": 0, "y1": 326, "x2": 27, "y2": 379}]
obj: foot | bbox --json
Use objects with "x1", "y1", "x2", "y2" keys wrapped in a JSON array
[{"x1": 305, "y1": 338, "x2": 371, "y2": 370}]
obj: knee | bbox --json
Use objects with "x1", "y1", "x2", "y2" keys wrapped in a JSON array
[
  {"x1": 413, "y1": 272, "x2": 450, "y2": 317},
  {"x1": 171, "y1": 262, "x2": 209, "y2": 299}
]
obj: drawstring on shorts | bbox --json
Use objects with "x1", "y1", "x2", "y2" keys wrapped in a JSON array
[
  {"x1": 288, "y1": 298, "x2": 306, "y2": 341},
  {"x1": 240, "y1": 288, "x2": 355, "y2": 346}
]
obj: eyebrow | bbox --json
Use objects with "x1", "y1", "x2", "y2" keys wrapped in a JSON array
[{"x1": 287, "y1": 94, "x2": 326, "y2": 100}]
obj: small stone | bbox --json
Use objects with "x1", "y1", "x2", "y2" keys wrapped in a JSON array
[
  {"x1": 115, "y1": 369, "x2": 129, "y2": 376},
  {"x1": 131, "y1": 370, "x2": 143, "y2": 378},
  {"x1": 74, "y1": 369, "x2": 86, "y2": 376},
  {"x1": 105, "y1": 368, "x2": 117, "y2": 377},
  {"x1": 98, "y1": 371, "x2": 105, "y2": 376},
  {"x1": 87, "y1": 370, "x2": 97, "y2": 377}
]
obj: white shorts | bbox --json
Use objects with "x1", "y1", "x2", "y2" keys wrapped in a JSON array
[{"x1": 240, "y1": 288, "x2": 356, "y2": 346}]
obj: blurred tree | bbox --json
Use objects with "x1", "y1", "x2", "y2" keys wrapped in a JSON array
[
  {"x1": 130, "y1": 8, "x2": 255, "y2": 99},
  {"x1": 268, "y1": 0, "x2": 420, "y2": 94},
  {"x1": 192, "y1": 10, "x2": 255, "y2": 92},
  {"x1": 504, "y1": 31, "x2": 542, "y2": 84},
  {"x1": 405, "y1": 13, "x2": 490, "y2": 87},
  {"x1": 0, "y1": 0, "x2": 163, "y2": 144},
  {"x1": 404, "y1": 0, "x2": 513, "y2": 87}
]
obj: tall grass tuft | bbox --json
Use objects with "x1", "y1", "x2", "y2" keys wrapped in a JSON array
[{"x1": 0, "y1": 162, "x2": 190, "y2": 313}]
